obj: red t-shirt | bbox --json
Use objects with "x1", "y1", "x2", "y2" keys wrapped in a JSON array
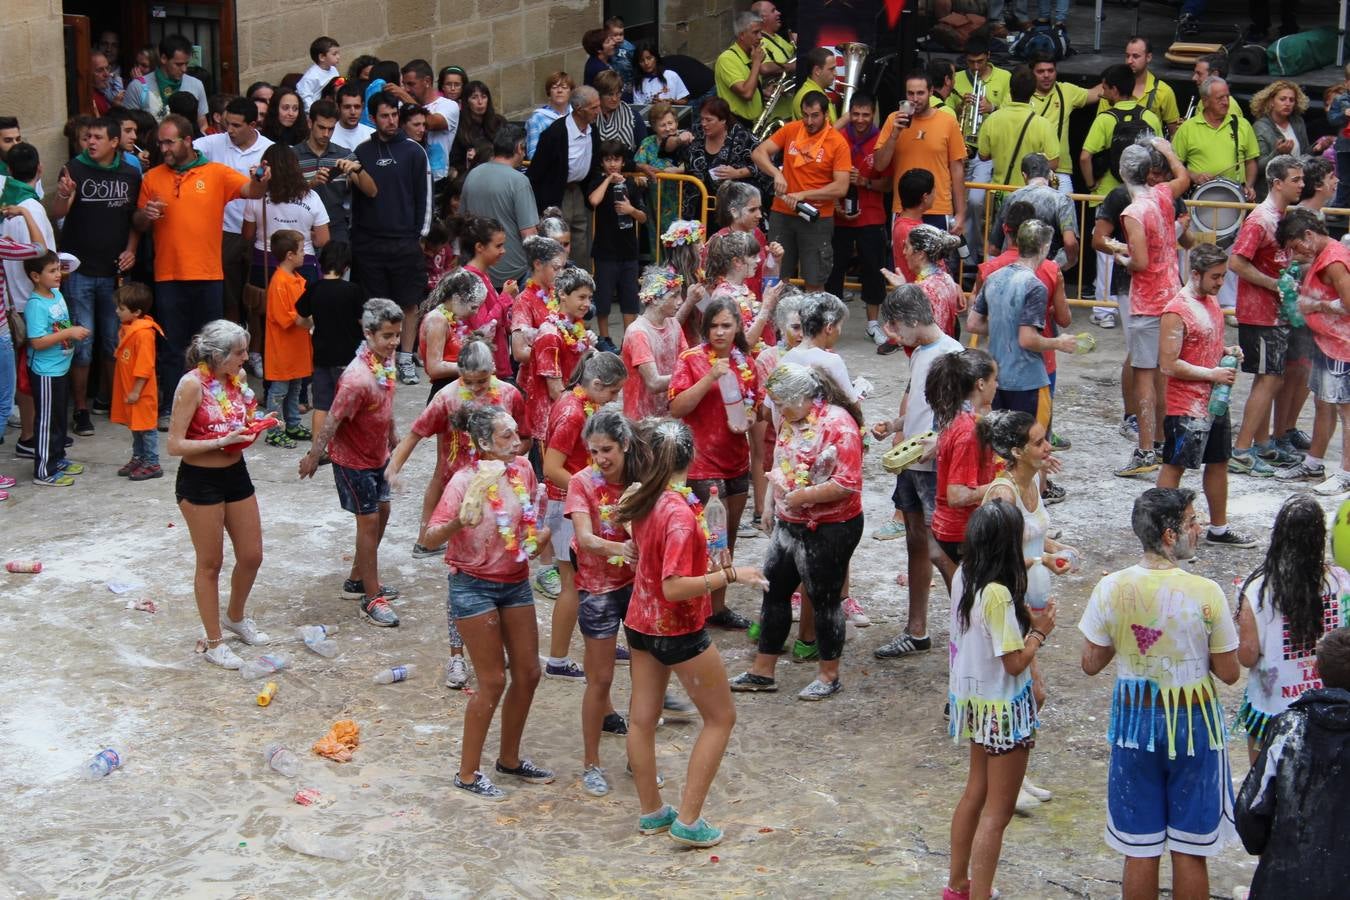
[
  {"x1": 625, "y1": 489, "x2": 711, "y2": 636},
  {"x1": 917, "y1": 271, "x2": 963, "y2": 339},
  {"x1": 1302, "y1": 239, "x2": 1350, "y2": 362},
  {"x1": 543, "y1": 389, "x2": 594, "y2": 501},
  {"x1": 1162, "y1": 284, "x2": 1226, "y2": 418},
  {"x1": 891, "y1": 215, "x2": 922, "y2": 282},
  {"x1": 669, "y1": 346, "x2": 759, "y2": 480},
  {"x1": 703, "y1": 226, "x2": 768, "y2": 299},
  {"x1": 711, "y1": 281, "x2": 777, "y2": 350},
  {"x1": 511, "y1": 281, "x2": 552, "y2": 334},
  {"x1": 564, "y1": 467, "x2": 635, "y2": 594},
  {"x1": 978, "y1": 250, "x2": 1062, "y2": 374},
  {"x1": 771, "y1": 403, "x2": 863, "y2": 526},
  {"x1": 464, "y1": 264, "x2": 513, "y2": 377},
  {"x1": 429, "y1": 456, "x2": 539, "y2": 583},
  {"x1": 621, "y1": 315, "x2": 688, "y2": 419},
  {"x1": 1231, "y1": 198, "x2": 1287, "y2": 327},
  {"x1": 838, "y1": 126, "x2": 891, "y2": 228},
  {"x1": 1121, "y1": 183, "x2": 1181, "y2": 318},
  {"x1": 328, "y1": 351, "x2": 396, "y2": 470},
  {"x1": 932, "y1": 411, "x2": 995, "y2": 543},
  {"x1": 411, "y1": 377, "x2": 524, "y2": 477},
  {"x1": 521, "y1": 317, "x2": 587, "y2": 438}
]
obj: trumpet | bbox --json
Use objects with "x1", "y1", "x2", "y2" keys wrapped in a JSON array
[
  {"x1": 752, "y1": 75, "x2": 789, "y2": 139},
  {"x1": 1184, "y1": 94, "x2": 1197, "y2": 120},
  {"x1": 960, "y1": 70, "x2": 985, "y2": 152}
]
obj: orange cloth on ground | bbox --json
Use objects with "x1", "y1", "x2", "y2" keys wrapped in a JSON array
[
  {"x1": 766, "y1": 120, "x2": 852, "y2": 218},
  {"x1": 137, "y1": 161, "x2": 248, "y2": 282},
  {"x1": 312, "y1": 719, "x2": 360, "y2": 761},
  {"x1": 110, "y1": 315, "x2": 163, "y2": 432},
  {"x1": 265, "y1": 267, "x2": 314, "y2": 381}
]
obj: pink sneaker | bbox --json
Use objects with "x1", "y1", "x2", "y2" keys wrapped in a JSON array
[
  {"x1": 0, "y1": 474, "x2": 16, "y2": 489},
  {"x1": 790, "y1": 592, "x2": 802, "y2": 622},
  {"x1": 843, "y1": 596, "x2": 870, "y2": 627},
  {"x1": 0, "y1": 489, "x2": 8, "y2": 501}
]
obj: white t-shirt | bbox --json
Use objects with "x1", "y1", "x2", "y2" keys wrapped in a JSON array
[
  {"x1": 193, "y1": 132, "x2": 274, "y2": 233},
  {"x1": 334, "y1": 122, "x2": 375, "y2": 153},
  {"x1": 423, "y1": 96, "x2": 460, "y2": 181},
  {"x1": 634, "y1": 70, "x2": 690, "y2": 105},
  {"x1": 781, "y1": 344, "x2": 855, "y2": 401},
  {"x1": 296, "y1": 63, "x2": 338, "y2": 111},
  {"x1": 243, "y1": 191, "x2": 331, "y2": 257},
  {"x1": 1, "y1": 198, "x2": 56, "y2": 315},
  {"x1": 948, "y1": 570, "x2": 1037, "y2": 750},
  {"x1": 900, "y1": 333, "x2": 963, "y2": 472}
]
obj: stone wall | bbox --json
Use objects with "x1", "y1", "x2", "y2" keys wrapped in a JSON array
[
  {"x1": 237, "y1": 0, "x2": 737, "y2": 119},
  {"x1": 1, "y1": 0, "x2": 74, "y2": 189}
]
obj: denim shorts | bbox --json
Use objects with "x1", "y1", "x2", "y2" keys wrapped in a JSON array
[
  {"x1": 892, "y1": 468, "x2": 937, "y2": 521},
  {"x1": 1310, "y1": 344, "x2": 1350, "y2": 404},
  {"x1": 449, "y1": 571, "x2": 535, "y2": 620},
  {"x1": 333, "y1": 461, "x2": 391, "y2": 515},
  {"x1": 579, "y1": 585, "x2": 633, "y2": 639},
  {"x1": 624, "y1": 625, "x2": 712, "y2": 666}
]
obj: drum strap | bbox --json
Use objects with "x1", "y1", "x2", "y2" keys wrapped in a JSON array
[{"x1": 1228, "y1": 116, "x2": 1242, "y2": 182}]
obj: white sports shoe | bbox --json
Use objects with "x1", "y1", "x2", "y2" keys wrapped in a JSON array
[
  {"x1": 204, "y1": 643, "x2": 244, "y2": 669},
  {"x1": 1021, "y1": 777, "x2": 1052, "y2": 802},
  {"x1": 221, "y1": 616, "x2": 269, "y2": 645},
  {"x1": 445, "y1": 655, "x2": 469, "y2": 689},
  {"x1": 1090, "y1": 309, "x2": 1118, "y2": 329},
  {"x1": 866, "y1": 321, "x2": 886, "y2": 346},
  {"x1": 1014, "y1": 786, "x2": 1042, "y2": 815},
  {"x1": 1314, "y1": 471, "x2": 1350, "y2": 496}
]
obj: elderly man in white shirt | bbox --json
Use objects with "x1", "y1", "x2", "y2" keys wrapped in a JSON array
[{"x1": 527, "y1": 86, "x2": 604, "y2": 265}]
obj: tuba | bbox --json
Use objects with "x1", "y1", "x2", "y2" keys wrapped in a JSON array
[
  {"x1": 752, "y1": 75, "x2": 789, "y2": 139},
  {"x1": 960, "y1": 69, "x2": 985, "y2": 152},
  {"x1": 837, "y1": 43, "x2": 871, "y2": 118}
]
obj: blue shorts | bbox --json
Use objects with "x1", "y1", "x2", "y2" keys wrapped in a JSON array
[
  {"x1": 1105, "y1": 705, "x2": 1236, "y2": 858},
  {"x1": 332, "y1": 462, "x2": 391, "y2": 516},
  {"x1": 891, "y1": 468, "x2": 936, "y2": 522},
  {"x1": 448, "y1": 571, "x2": 535, "y2": 620},
  {"x1": 578, "y1": 585, "x2": 633, "y2": 639}
]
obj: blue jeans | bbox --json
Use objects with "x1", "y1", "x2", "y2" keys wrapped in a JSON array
[
  {"x1": 64, "y1": 272, "x2": 119, "y2": 364},
  {"x1": 1335, "y1": 148, "x2": 1350, "y2": 211},
  {"x1": 155, "y1": 280, "x2": 224, "y2": 414},
  {"x1": 0, "y1": 330, "x2": 13, "y2": 426},
  {"x1": 266, "y1": 378, "x2": 301, "y2": 429},
  {"x1": 133, "y1": 429, "x2": 159, "y2": 465}
]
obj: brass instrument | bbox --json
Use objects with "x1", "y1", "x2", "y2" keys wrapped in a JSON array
[
  {"x1": 1184, "y1": 95, "x2": 1197, "y2": 120},
  {"x1": 837, "y1": 42, "x2": 871, "y2": 119},
  {"x1": 960, "y1": 69, "x2": 985, "y2": 152},
  {"x1": 752, "y1": 75, "x2": 789, "y2": 139}
]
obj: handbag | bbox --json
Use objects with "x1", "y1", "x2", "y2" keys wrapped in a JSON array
[{"x1": 5, "y1": 297, "x2": 25, "y2": 349}]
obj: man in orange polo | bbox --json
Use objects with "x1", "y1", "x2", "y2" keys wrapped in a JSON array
[
  {"x1": 133, "y1": 113, "x2": 269, "y2": 426},
  {"x1": 750, "y1": 92, "x2": 851, "y2": 291}
]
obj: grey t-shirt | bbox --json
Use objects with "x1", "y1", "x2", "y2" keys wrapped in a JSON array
[
  {"x1": 124, "y1": 71, "x2": 208, "y2": 121},
  {"x1": 461, "y1": 161, "x2": 540, "y2": 286}
]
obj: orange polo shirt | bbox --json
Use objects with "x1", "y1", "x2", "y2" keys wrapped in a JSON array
[
  {"x1": 767, "y1": 120, "x2": 852, "y2": 218},
  {"x1": 265, "y1": 267, "x2": 313, "y2": 381},
  {"x1": 138, "y1": 158, "x2": 249, "y2": 282},
  {"x1": 111, "y1": 315, "x2": 164, "y2": 432}
]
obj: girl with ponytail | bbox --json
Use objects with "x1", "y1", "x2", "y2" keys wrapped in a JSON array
[{"x1": 926, "y1": 349, "x2": 999, "y2": 572}]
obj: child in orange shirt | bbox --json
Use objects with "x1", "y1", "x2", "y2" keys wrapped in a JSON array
[
  {"x1": 264, "y1": 229, "x2": 314, "y2": 449},
  {"x1": 110, "y1": 282, "x2": 165, "y2": 481}
]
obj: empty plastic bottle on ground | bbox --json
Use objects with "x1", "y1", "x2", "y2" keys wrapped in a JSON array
[
  {"x1": 373, "y1": 664, "x2": 415, "y2": 684},
  {"x1": 279, "y1": 828, "x2": 356, "y2": 861},
  {"x1": 239, "y1": 653, "x2": 289, "y2": 680},
  {"x1": 297, "y1": 625, "x2": 339, "y2": 658},
  {"x1": 83, "y1": 746, "x2": 126, "y2": 779},
  {"x1": 263, "y1": 743, "x2": 300, "y2": 777},
  {"x1": 704, "y1": 487, "x2": 728, "y2": 554}
]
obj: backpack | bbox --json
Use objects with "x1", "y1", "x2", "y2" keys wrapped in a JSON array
[
  {"x1": 1011, "y1": 24, "x2": 1070, "y2": 62},
  {"x1": 1091, "y1": 104, "x2": 1156, "y2": 181}
]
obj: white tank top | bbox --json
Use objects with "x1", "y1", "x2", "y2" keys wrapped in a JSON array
[{"x1": 986, "y1": 474, "x2": 1050, "y2": 607}]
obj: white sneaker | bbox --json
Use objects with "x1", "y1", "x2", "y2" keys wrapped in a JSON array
[
  {"x1": 1090, "y1": 309, "x2": 1118, "y2": 329},
  {"x1": 1314, "y1": 471, "x2": 1350, "y2": 496},
  {"x1": 1021, "y1": 777, "x2": 1052, "y2": 802},
  {"x1": 221, "y1": 616, "x2": 269, "y2": 645},
  {"x1": 843, "y1": 596, "x2": 870, "y2": 627},
  {"x1": 204, "y1": 643, "x2": 244, "y2": 669},
  {"x1": 1014, "y1": 786, "x2": 1042, "y2": 815},
  {"x1": 866, "y1": 321, "x2": 886, "y2": 347},
  {"x1": 445, "y1": 655, "x2": 469, "y2": 689}
]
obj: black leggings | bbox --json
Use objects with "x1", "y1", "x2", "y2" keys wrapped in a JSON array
[{"x1": 758, "y1": 514, "x2": 864, "y2": 662}]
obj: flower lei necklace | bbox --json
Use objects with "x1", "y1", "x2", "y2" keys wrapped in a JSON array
[
  {"x1": 545, "y1": 297, "x2": 595, "y2": 353},
  {"x1": 572, "y1": 386, "x2": 598, "y2": 418},
  {"x1": 777, "y1": 399, "x2": 828, "y2": 488},
  {"x1": 703, "y1": 343, "x2": 758, "y2": 411},
  {"x1": 483, "y1": 463, "x2": 541, "y2": 561},
  {"x1": 459, "y1": 377, "x2": 502, "y2": 405},
  {"x1": 588, "y1": 465, "x2": 628, "y2": 565},
  {"x1": 196, "y1": 363, "x2": 257, "y2": 430},
  {"x1": 358, "y1": 343, "x2": 397, "y2": 391},
  {"x1": 731, "y1": 283, "x2": 768, "y2": 354},
  {"x1": 669, "y1": 481, "x2": 713, "y2": 552},
  {"x1": 439, "y1": 305, "x2": 472, "y2": 346}
]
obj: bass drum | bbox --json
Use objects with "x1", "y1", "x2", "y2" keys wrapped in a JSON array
[{"x1": 1188, "y1": 179, "x2": 1245, "y2": 247}]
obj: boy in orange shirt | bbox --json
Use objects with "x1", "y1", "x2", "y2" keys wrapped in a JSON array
[
  {"x1": 111, "y1": 282, "x2": 165, "y2": 480},
  {"x1": 264, "y1": 229, "x2": 314, "y2": 449}
]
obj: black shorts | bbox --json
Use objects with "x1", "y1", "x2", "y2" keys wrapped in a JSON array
[
  {"x1": 333, "y1": 461, "x2": 391, "y2": 515},
  {"x1": 624, "y1": 626, "x2": 712, "y2": 667},
  {"x1": 1238, "y1": 323, "x2": 1291, "y2": 376},
  {"x1": 353, "y1": 236, "x2": 425, "y2": 309},
  {"x1": 689, "y1": 473, "x2": 750, "y2": 503},
  {"x1": 427, "y1": 378, "x2": 452, "y2": 403},
  {"x1": 310, "y1": 365, "x2": 346, "y2": 411},
  {"x1": 1162, "y1": 413, "x2": 1231, "y2": 469},
  {"x1": 936, "y1": 538, "x2": 964, "y2": 565},
  {"x1": 175, "y1": 459, "x2": 255, "y2": 505}
]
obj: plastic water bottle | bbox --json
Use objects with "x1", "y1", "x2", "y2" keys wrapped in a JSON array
[
  {"x1": 717, "y1": 366, "x2": 749, "y2": 431},
  {"x1": 279, "y1": 828, "x2": 356, "y2": 861},
  {"x1": 704, "y1": 487, "x2": 728, "y2": 555},
  {"x1": 239, "y1": 653, "x2": 289, "y2": 680},
  {"x1": 297, "y1": 625, "x2": 339, "y2": 658},
  {"x1": 263, "y1": 743, "x2": 300, "y2": 777},
  {"x1": 760, "y1": 252, "x2": 780, "y2": 293},
  {"x1": 373, "y1": 664, "x2": 415, "y2": 684},
  {"x1": 809, "y1": 445, "x2": 838, "y2": 484},
  {"x1": 83, "y1": 746, "x2": 125, "y2": 779},
  {"x1": 1208, "y1": 354, "x2": 1239, "y2": 417}
]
